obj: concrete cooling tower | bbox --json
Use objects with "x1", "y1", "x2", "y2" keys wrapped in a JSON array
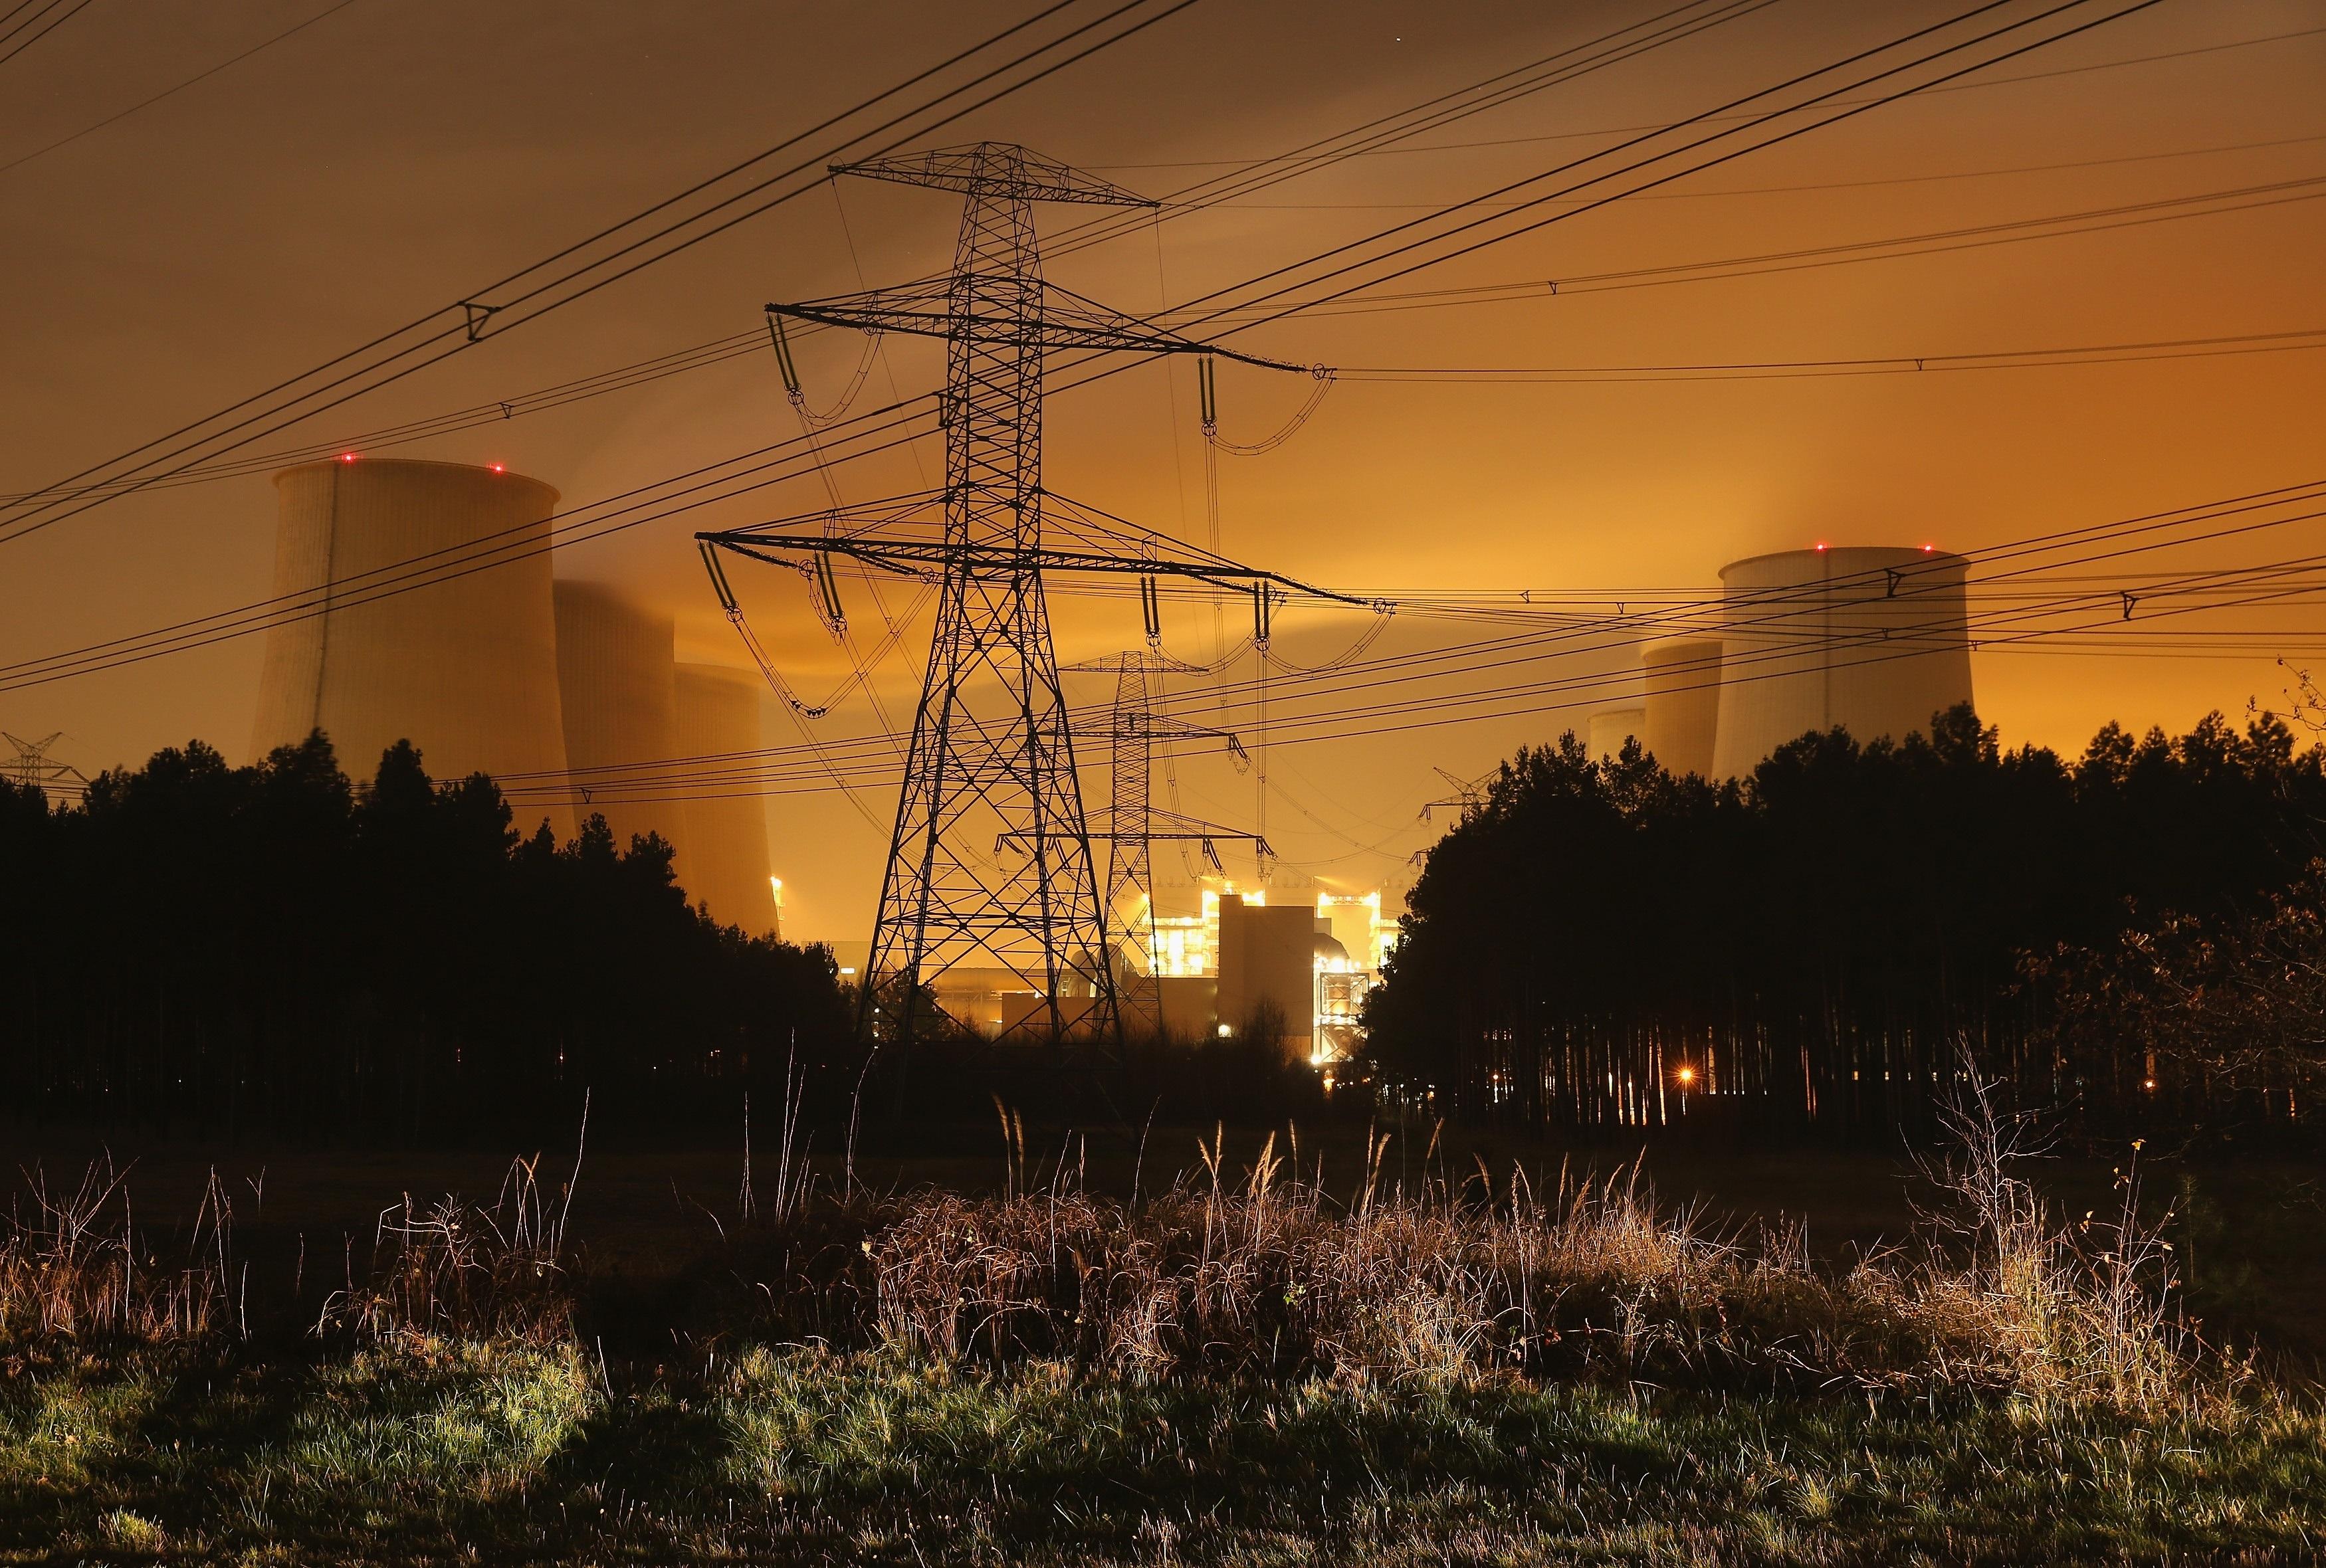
[
  {"x1": 1588, "y1": 707, "x2": 1646, "y2": 762},
  {"x1": 673, "y1": 663, "x2": 780, "y2": 935},
  {"x1": 1641, "y1": 638, "x2": 1722, "y2": 778},
  {"x1": 1710, "y1": 546, "x2": 1972, "y2": 781},
  {"x1": 553, "y1": 581, "x2": 690, "y2": 868},
  {"x1": 249, "y1": 458, "x2": 573, "y2": 842}
]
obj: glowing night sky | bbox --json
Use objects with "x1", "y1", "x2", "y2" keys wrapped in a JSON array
[{"x1": 5, "y1": 0, "x2": 2321, "y2": 939}]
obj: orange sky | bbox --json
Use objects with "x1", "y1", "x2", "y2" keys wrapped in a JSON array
[{"x1": 4, "y1": 0, "x2": 2322, "y2": 941}]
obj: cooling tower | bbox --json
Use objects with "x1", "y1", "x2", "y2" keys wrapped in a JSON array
[
  {"x1": 1588, "y1": 706, "x2": 1646, "y2": 762},
  {"x1": 673, "y1": 663, "x2": 780, "y2": 935},
  {"x1": 553, "y1": 581, "x2": 690, "y2": 870},
  {"x1": 1642, "y1": 638, "x2": 1722, "y2": 777},
  {"x1": 1710, "y1": 546, "x2": 1972, "y2": 780},
  {"x1": 249, "y1": 458, "x2": 573, "y2": 842}
]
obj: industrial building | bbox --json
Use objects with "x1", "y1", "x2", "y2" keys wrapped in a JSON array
[
  {"x1": 823, "y1": 884, "x2": 1396, "y2": 1058},
  {"x1": 1148, "y1": 887, "x2": 1397, "y2": 1062},
  {"x1": 1601, "y1": 547, "x2": 1973, "y2": 781},
  {"x1": 250, "y1": 457, "x2": 575, "y2": 843},
  {"x1": 553, "y1": 581, "x2": 692, "y2": 870},
  {"x1": 1587, "y1": 706, "x2": 1645, "y2": 762},
  {"x1": 1709, "y1": 546, "x2": 1972, "y2": 779},
  {"x1": 1641, "y1": 637, "x2": 1722, "y2": 777},
  {"x1": 248, "y1": 456, "x2": 783, "y2": 936},
  {"x1": 673, "y1": 663, "x2": 781, "y2": 935}
]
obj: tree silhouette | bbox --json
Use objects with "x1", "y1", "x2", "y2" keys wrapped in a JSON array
[
  {"x1": 1365, "y1": 705, "x2": 2326, "y2": 1144},
  {"x1": 0, "y1": 732, "x2": 853, "y2": 1141}
]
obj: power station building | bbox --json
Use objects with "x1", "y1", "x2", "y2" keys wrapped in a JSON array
[
  {"x1": 251, "y1": 457, "x2": 575, "y2": 843},
  {"x1": 1641, "y1": 637, "x2": 1722, "y2": 777},
  {"x1": 552, "y1": 581, "x2": 692, "y2": 868},
  {"x1": 1146, "y1": 887, "x2": 1397, "y2": 1064},
  {"x1": 247, "y1": 456, "x2": 781, "y2": 934},
  {"x1": 1587, "y1": 706, "x2": 1645, "y2": 762},
  {"x1": 673, "y1": 662, "x2": 781, "y2": 937},
  {"x1": 1709, "y1": 546, "x2": 1972, "y2": 779},
  {"x1": 1596, "y1": 547, "x2": 1973, "y2": 781}
]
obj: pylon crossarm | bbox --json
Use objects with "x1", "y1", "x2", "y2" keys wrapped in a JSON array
[
  {"x1": 833, "y1": 145, "x2": 1156, "y2": 206},
  {"x1": 716, "y1": 538, "x2": 936, "y2": 584},
  {"x1": 1081, "y1": 821, "x2": 1264, "y2": 843},
  {"x1": 703, "y1": 529, "x2": 1374, "y2": 613},
  {"x1": 770, "y1": 284, "x2": 1310, "y2": 370}
]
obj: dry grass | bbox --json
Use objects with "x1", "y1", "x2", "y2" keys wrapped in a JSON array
[
  {"x1": 857, "y1": 1116, "x2": 2194, "y2": 1411},
  {"x1": 2, "y1": 1094, "x2": 2201, "y2": 1419},
  {"x1": 1886, "y1": 1071, "x2": 2190, "y2": 1411},
  {"x1": 317, "y1": 1154, "x2": 578, "y2": 1345},
  {"x1": 0, "y1": 1158, "x2": 228, "y2": 1344},
  {"x1": 0, "y1": 1099, "x2": 2307, "y2": 1563}
]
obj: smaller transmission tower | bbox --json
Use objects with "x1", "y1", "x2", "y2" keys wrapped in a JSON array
[
  {"x1": 2, "y1": 732, "x2": 88, "y2": 799},
  {"x1": 1060, "y1": 649, "x2": 1263, "y2": 1037}
]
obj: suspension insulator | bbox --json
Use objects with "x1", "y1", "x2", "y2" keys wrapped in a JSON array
[
  {"x1": 698, "y1": 540, "x2": 740, "y2": 613},
  {"x1": 813, "y1": 552, "x2": 848, "y2": 636},
  {"x1": 768, "y1": 310, "x2": 804, "y2": 402}
]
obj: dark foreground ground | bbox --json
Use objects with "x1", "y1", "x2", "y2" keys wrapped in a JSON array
[
  {"x1": 9, "y1": 1341, "x2": 2326, "y2": 1565},
  {"x1": 7, "y1": 1120, "x2": 2321, "y2": 1363},
  {"x1": 3, "y1": 1120, "x2": 2323, "y2": 1564}
]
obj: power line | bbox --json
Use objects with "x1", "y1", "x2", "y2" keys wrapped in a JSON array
[
  {"x1": 0, "y1": 0, "x2": 92, "y2": 69},
  {"x1": 0, "y1": 0, "x2": 362, "y2": 177},
  {"x1": 0, "y1": 0, "x2": 2228, "y2": 697},
  {"x1": 0, "y1": 1, "x2": 1801, "y2": 680},
  {"x1": 1092, "y1": 22, "x2": 2326, "y2": 167},
  {"x1": 0, "y1": 0, "x2": 1196, "y2": 544},
  {"x1": 1332, "y1": 326, "x2": 2326, "y2": 381},
  {"x1": 0, "y1": 0, "x2": 1772, "y2": 510},
  {"x1": 478, "y1": 489, "x2": 2326, "y2": 805},
  {"x1": 1251, "y1": 171, "x2": 2326, "y2": 320},
  {"x1": 1172, "y1": 0, "x2": 2176, "y2": 339},
  {"x1": 1206, "y1": 130, "x2": 2326, "y2": 207}
]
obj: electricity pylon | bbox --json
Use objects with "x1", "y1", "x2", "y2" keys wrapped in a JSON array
[
  {"x1": 2, "y1": 732, "x2": 87, "y2": 799},
  {"x1": 698, "y1": 143, "x2": 1336, "y2": 1047},
  {"x1": 1061, "y1": 650, "x2": 1263, "y2": 1038}
]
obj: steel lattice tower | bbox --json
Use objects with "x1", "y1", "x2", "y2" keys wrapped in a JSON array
[
  {"x1": 1061, "y1": 650, "x2": 1259, "y2": 1037},
  {"x1": 701, "y1": 143, "x2": 1334, "y2": 1047},
  {"x1": 805, "y1": 146, "x2": 1160, "y2": 1045},
  {"x1": 1, "y1": 732, "x2": 87, "y2": 799}
]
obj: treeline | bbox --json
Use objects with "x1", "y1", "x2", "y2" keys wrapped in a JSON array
[
  {"x1": 1364, "y1": 706, "x2": 2326, "y2": 1145},
  {"x1": 0, "y1": 735, "x2": 852, "y2": 1142}
]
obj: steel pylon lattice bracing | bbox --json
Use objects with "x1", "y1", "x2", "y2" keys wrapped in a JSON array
[
  {"x1": 699, "y1": 143, "x2": 1338, "y2": 1047},
  {"x1": 1059, "y1": 649, "x2": 1260, "y2": 1037},
  {"x1": 849, "y1": 144, "x2": 1134, "y2": 1044}
]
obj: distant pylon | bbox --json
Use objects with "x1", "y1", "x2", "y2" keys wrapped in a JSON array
[
  {"x1": 709, "y1": 143, "x2": 1319, "y2": 1047},
  {"x1": 1, "y1": 731, "x2": 87, "y2": 799},
  {"x1": 1061, "y1": 649, "x2": 1261, "y2": 1037}
]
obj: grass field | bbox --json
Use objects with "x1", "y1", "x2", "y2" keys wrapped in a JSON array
[
  {"x1": 9, "y1": 1340, "x2": 2325, "y2": 1564},
  {"x1": 4, "y1": 1110, "x2": 2323, "y2": 1564}
]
